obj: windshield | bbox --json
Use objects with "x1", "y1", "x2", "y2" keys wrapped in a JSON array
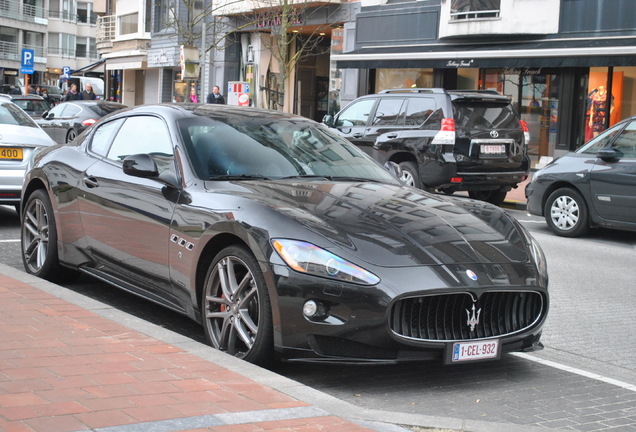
[
  {"x1": 178, "y1": 114, "x2": 396, "y2": 183},
  {"x1": 0, "y1": 102, "x2": 38, "y2": 127}
]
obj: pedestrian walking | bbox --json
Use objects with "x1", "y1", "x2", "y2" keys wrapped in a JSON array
[
  {"x1": 64, "y1": 84, "x2": 80, "y2": 101},
  {"x1": 206, "y1": 86, "x2": 225, "y2": 104},
  {"x1": 80, "y1": 83, "x2": 96, "y2": 100}
]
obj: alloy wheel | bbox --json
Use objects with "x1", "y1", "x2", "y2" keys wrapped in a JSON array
[
  {"x1": 22, "y1": 197, "x2": 50, "y2": 274},
  {"x1": 204, "y1": 255, "x2": 260, "y2": 358}
]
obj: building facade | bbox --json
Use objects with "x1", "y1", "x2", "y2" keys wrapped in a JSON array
[
  {"x1": 0, "y1": 0, "x2": 101, "y2": 90},
  {"x1": 332, "y1": 0, "x2": 636, "y2": 161}
]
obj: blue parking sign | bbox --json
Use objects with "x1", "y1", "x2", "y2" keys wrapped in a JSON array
[{"x1": 20, "y1": 49, "x2": 34, "y2": 74}]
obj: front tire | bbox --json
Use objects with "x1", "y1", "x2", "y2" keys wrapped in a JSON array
[
  {"x1": 544, "y1": 187, "x2": 589, "y2": 237},
  {"x1": 202, "y1": 245, "x2": 274, "y2": 365},
  {"x1": 398, "y1": 161, "x2": 420, "y2": 188},
  {"x1": 21, "y1": 190, "x2": 68, "y2": 281}
]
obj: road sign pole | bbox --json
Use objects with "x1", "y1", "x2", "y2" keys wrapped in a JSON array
[{"x1": 24, "y1": 74, "x2": 29, "y2": 95}]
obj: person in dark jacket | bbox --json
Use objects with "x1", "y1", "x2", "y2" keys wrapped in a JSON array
[
  {"x1": 64, "y1": 84, "x2": 80, "y2": 101},
  {"x1": 206, "y1": 86, "x2": 225, "y2": 104},
  {"x1": 80, "y1": 83, "x2": 96, "y2": 100}
]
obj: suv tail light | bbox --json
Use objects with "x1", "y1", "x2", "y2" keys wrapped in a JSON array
[
  {"x1": 432, "y1": 118, "x2": 456, "y2": 145},
  {"x1": 82, "y1": 118, "x2": 97, "y2": 127},
  {"x1": 520, "y1": 120, "x2": 530, "y2": 145}
]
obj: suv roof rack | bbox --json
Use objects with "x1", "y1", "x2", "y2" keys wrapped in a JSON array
[{"x1": 379, "y1": 88, "x2": 446, "y2": 94}]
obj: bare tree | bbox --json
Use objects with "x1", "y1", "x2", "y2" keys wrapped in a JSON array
[{"x1": 253, "y1": 0, "x2": 335, "y2": 112}]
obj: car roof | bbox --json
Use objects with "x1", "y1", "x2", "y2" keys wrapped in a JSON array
[
  {"x1": 0, "y1": 94, "x2": 46, "y2": 101},
  {"x1": 117, "y1": 103, "x2": 312, "y2": 122}
]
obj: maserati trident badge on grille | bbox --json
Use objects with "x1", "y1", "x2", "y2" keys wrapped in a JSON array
[{"x1": 466, "y1": 303, "x2": 481, "y2": 331}]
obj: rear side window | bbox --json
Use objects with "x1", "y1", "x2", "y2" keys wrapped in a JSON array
[
  {"x1": 453, "y1": 102, "x2": 520, "y2": 130},
  {"x1": 405, "y1": 97, "x2": 438, "y2": 127},
  {"x1": 372, "y1": 98, "x2": 406, "y2": 126}
]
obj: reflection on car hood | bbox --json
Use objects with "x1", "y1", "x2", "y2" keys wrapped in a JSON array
[
  {"x1": 222, "y1": 181, "x2": 529, "y2": 267},
  {"x1": 0, "y1": 124, "x2": 53, "y2": 147}
]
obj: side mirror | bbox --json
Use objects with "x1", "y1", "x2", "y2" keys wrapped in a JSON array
[
  {"x1": 384, "y1": 161, "x2": 403, "y2": 182},
  {"x1": 42, "y1": 111, "x2": 50, "y2": 119},
  {"x1": 322, "y1": 114, "x2": 334, "y2": 127},
  {"x1": 596, "y1": 148, "x2": 622, "y2": 162},
  {"x1": 123, "y1": 153, "x2": 159, "y2": 178}
]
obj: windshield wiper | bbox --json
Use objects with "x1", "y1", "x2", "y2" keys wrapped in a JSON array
[
  {"x1": 279, "y1": 175, "x2": 331, "y2": 180},
  {"x1": 209, "y1": 174, "x2": 272, "y2": 181}
]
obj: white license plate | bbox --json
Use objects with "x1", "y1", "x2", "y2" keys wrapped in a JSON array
[
  {"x1": 450, "y1": 339, "x2": 499, "y2": 363},
  {"x1": 480, "y1": 144, "x2": 505, "y2": 154}
]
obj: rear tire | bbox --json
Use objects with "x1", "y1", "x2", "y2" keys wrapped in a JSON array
[
  {"x1": 66, "y1": 129, "x2": 77, "y2": 143},
  {"x1": 21, "y1": 190, "x2": 77, "y2": 282},
  {"x1": 398, "y1": 161, "x2": 420, "y2": 189},
  {"x1": 201, "y1": 245, "x2": 274, "y2": 366},
  {"x1": 544, "y1": 187, "x2": 589, "y2": 237}
]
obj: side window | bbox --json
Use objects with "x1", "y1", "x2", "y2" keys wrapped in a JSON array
[
  {"x1": 372, "y1": 98, "x2": 406, "y2": 126},
  {"x1": 48, "y1": 103, "x2": 66, "y2": 118},
  {"x1": 405, "y1": 98, "x2": 437, "y2": 127},
  {"x1": 107, "y1": 116, "x2": 174, "y2": 174},
  {"x1": 89, "y1": 118, "x2": 125, "y2": 157},
  {"x1": 579, "y1": 125, "x2": 623, "y2": 154},
  {"x1": 335, "y1": 99, "x2": 376, "y2": 127},
  {"x1": 63, "y1": 104, "x2": 82, "y2": 118},
  {"x1": 611, "y1": 121, "x2": 636, "y2": 159}
]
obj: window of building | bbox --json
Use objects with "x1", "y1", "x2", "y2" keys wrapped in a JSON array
[
  {"x1": 154, "y1": 0, "x2": 176, "y2": 33},
  {"x1": 451, "y1": 0, "x2": 500, "y2": 20},
  {"x1": 48, "y1": 32, "x2": 76, "y2": 56},
  {"x1": 77, "y1": 2, "x2": 94, "y2": 24},
  {"x1": 375, "y1": 69, "x2": 433, "y2": 93},
  {"x1": 119, "y1": 13, "x2": 138, "y2": 36}
]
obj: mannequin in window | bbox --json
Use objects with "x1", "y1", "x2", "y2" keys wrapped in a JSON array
[{"x1": 588, "y1": 85, "x2": 614, "y2": 137}]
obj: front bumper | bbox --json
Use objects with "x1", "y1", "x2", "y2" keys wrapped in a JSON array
[{"x1": 269, "y1": 261, "x2": 548, "y2": 364}]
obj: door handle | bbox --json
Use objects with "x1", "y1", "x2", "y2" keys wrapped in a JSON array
[
  {"x1": 352, "y1": 133, "x2": 363, "y2": 138},
  {"x1": 386, "y1": 133, "x2": 398, "y2": 139},
  {"x1": 83, "y1": 176, "x2": 99, "y2": 188}
]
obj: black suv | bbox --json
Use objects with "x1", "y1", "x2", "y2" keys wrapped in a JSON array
[{"x1": 323, "y1": 88, "x2": 530, "y2": 205}]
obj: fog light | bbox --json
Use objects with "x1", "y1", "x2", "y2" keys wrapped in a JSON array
[{"x1": 303, "y1": 300, "x2": 326, "y2": 318}]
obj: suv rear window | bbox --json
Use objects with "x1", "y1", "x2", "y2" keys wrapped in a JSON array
[{"x1": 452, "y1": 102, "x2": 520, "y2": 130}]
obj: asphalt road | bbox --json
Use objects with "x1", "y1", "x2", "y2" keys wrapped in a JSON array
[{"x1": 2, "y1": 204, "x2": 636, "y2": 431}]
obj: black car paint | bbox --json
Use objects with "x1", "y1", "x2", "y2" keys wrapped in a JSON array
[
  {"x1": 23, "y1": 104, "x2": 548, "y2": 363},
  {"x1": 526, "y1": 116, "x2": 636, "y2": 233}
]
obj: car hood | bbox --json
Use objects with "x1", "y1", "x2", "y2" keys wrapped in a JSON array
[
  {"x1": 214, "y1": 181, "x2": 529, "y2": 267},
  {"x1": 0, "y1": 124, "x2": 53, "y2": 147}
]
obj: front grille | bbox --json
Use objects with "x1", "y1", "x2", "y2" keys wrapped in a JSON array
[{"x1": 390, "y1": 291, "x2": 544, "y2": 341}]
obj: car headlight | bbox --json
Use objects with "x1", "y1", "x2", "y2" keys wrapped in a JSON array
[{"x1": 272, "y1": 239, "x2": 380, "y2": 286}]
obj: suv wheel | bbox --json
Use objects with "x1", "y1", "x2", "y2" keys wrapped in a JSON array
[
  {"x1": 398, "y1": 162, "x2": 420, "y2": 188},
  {"x1": 468, "y1": 189, "x2": 508, "y2": 206}
]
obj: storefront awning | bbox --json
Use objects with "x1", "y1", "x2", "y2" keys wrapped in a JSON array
[
  {"x1": 333, "y1": 39, "x2": 636, "y2": 69},
  {"x1": 71, "y1": 59, "x2": 106, "y2": 74}
]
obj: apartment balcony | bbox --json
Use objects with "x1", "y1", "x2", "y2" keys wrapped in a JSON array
[
  {"x1": 96, "y1": 14, "x2": 115, "y2": 54},
  {"x1": 439, "y1": 0, "x2": 560, "y2": 39},
  {"x1": 0, "y1": 0, "x2": 47, "y2": 25},
  {"x1": 0, "y1": 41, "x2": 45, "y2": 64}
]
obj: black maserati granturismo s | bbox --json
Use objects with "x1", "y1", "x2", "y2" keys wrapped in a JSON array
[{"x1": 21, "y1": 103, "x2": 549, "y2": 366}]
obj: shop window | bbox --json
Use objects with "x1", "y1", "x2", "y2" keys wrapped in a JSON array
[{"x1": 451, "y1": 0, "x2": 500, "y2": 20}]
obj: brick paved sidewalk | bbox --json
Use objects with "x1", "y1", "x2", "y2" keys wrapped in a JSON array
[{"x1": 0, "y1": 274, "x2": 379, "y2": 432}]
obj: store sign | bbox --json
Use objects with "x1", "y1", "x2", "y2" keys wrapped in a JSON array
[
  {"x1": 256, "y1": 10, "x2": 302, "y2": 28},
  {"x1": 446, "y1": 60, "x2": 474, "y2": 68},
  {"x1": 504, "y1": 67, "x2": 543, "y2": 75}
]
